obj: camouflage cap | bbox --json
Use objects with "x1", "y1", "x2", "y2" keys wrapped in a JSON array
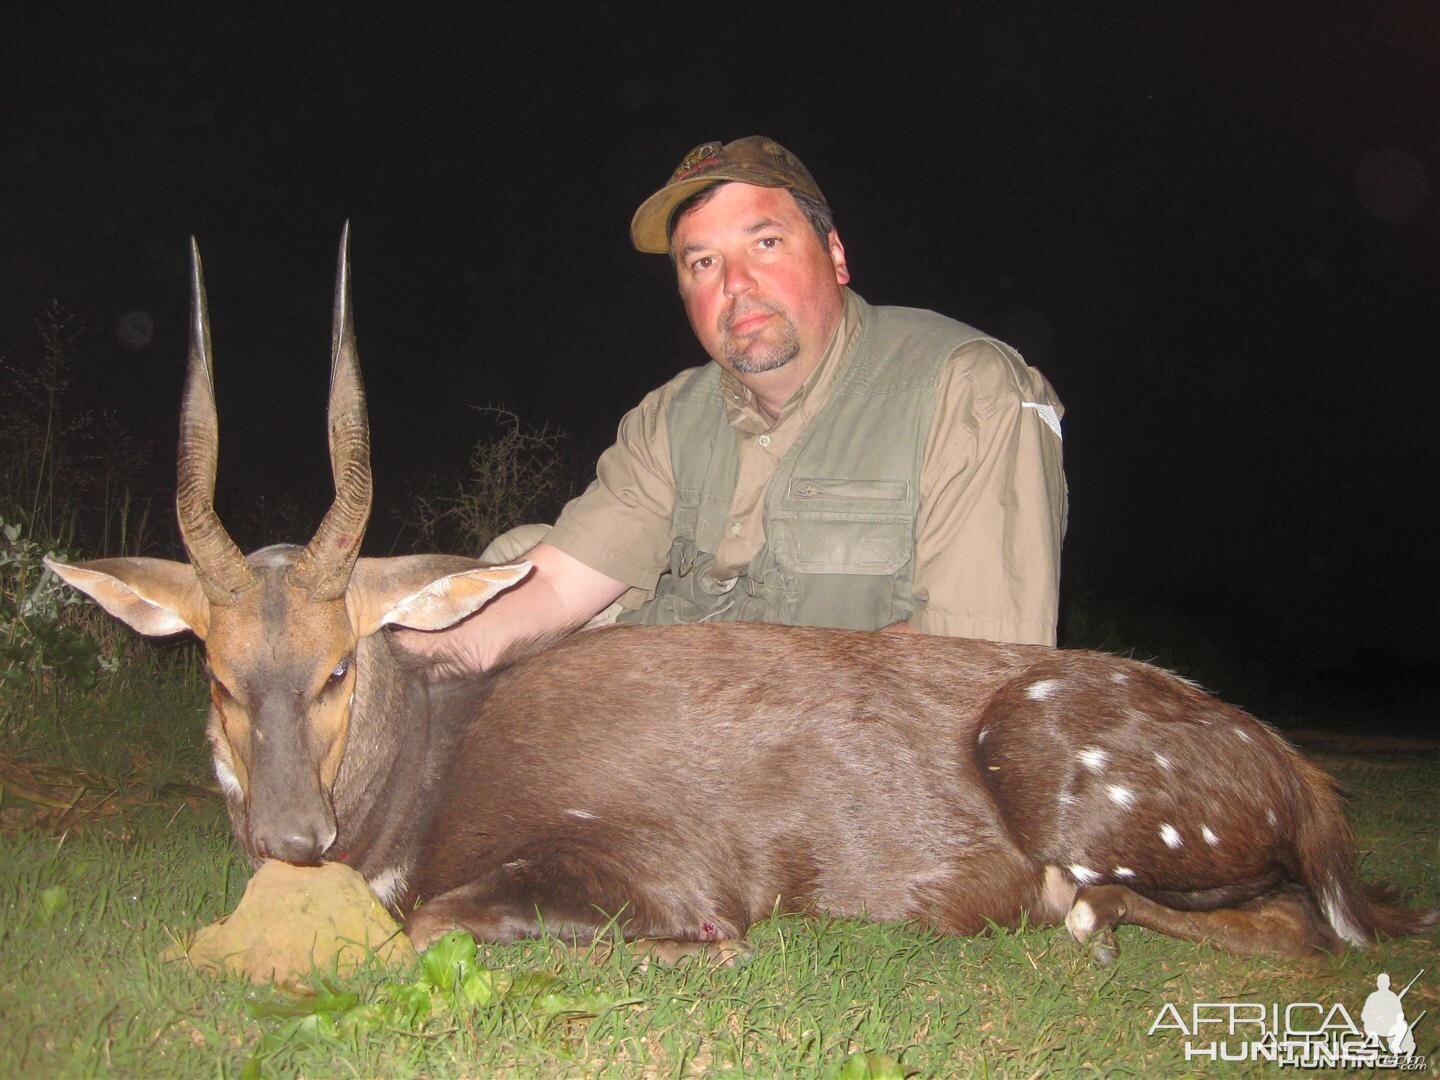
[{"x1": 630, "y1": 136, "x2": 828, "y2": 254}]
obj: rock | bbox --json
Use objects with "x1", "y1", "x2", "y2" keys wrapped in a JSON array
[{"x1": 163, "y1": 860, "x2": 415, "y2": 985}]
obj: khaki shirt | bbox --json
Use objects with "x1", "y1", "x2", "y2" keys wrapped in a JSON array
[{"x1": 548, "y1": 290, "x2": 1067, "y2": 645}]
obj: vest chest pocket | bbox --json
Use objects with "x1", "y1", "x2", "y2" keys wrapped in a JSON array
[
  {"x1": 786, "y1": 477, "x2": 910, "y2": 506},
  {"x1": 773, "y1": 477, "x2": 913, "y2": 575}
]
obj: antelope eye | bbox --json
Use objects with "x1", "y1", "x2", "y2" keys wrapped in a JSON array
[
  {"x1": 328, "y1": 658, "x2": 351, "y2": 684},
  {"x1": 203, "y1": 663, "x2": 232, "y2": 697}
]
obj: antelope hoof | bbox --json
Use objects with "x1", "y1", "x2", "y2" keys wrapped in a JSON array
[
  {"x1": 1088, "y1": 928, "x2": 1120, "y2": 966},
  {"x1": 406, "y1": 910, "x2": 462, "y2": 953},
  {"x1": 1064, "y1": 899, "x2": 1120, "y2": 964},
  {"x1": 1066, "y1": 886, "x2": 1129, "y2": 963}
]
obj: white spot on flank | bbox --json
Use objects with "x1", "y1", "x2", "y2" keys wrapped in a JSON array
[
  {"x1": 1077, "y1": 747, "x2": 1108, "y2": 772},
  {"x1": 502, "y1": 859, "x2": 531, "y2": 872},
  {"x1": 367, "y1": 865, "x2": 409, "y2": 908},
  {"x1": 1160, "y1": 824, "x2": 1183, "y2": 848},
  {"x1": 1109, "y1": 671, "x2": 1128, "y2": 684},
  {"x1": 1113, "y1": 866, "x2": 1136, "y2": 879},
  {"x1": 1065, "y1": 898, "x2": 1097, "y2": 940},
  {"x1": 1201, "y1": 825, "x2": 1220, "y2": 846},
  {"x1": 564, "y1": 808, "x2": 600, "y2": 820},
  {"x1": 1153, "y1": 752, "x2": 1173, "y2": 771},
  {"x1": 1233, "y1": 727, "x2": 1253, "y2": 743},
  {"x1": 1266, "y1": 808, "x2": 1278, "y2": 827},
  {"x1": 213, "y1": 757, "x2": 242, "y2": 799},
  {"x1": 1106, "y1": 784, "x2": 1136, "y2": 808},
  {"x1": 1057, "y1": 792, "x2": 1078, "y2": 807},
  {"x1": 1322, "y1": 885, "x2": 1369, "y2": 947},
  {"x1": 1026, "y1": 678, "x2": 1062, "y2": 701},
  {"x1": 1069, "y1": 864, "x2": 1101, "y2": 884},
  {"x1": 977, "y1": 726, "x2": 989, "y2": 744}
]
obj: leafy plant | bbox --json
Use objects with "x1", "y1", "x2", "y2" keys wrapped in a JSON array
[
  {"x1": 34, "y1": 884, "x2": 71, "y2": 928},
  {"x1": 0, "y1": 516, "x2": 114, "y2": 694},
  {"x1": 239, "y1": 931, "x2": 639, "y2": 1076}
]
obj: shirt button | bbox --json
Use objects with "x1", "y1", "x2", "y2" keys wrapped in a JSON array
[
  {"x1": 757, "y1": 434, "x2": 771, "y2": 447},
  {"x1": 729, "y1": 523, "x2": 742, "y2": 536}
]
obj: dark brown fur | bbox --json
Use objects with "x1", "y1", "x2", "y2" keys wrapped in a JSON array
[{"x1": 389, "y1": 622, "x2": 1434, "y2": 959}]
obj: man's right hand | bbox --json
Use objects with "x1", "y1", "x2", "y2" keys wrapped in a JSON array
[
  {"x1": 387, "y1": 541, "x2": 629, "y2": 679},
  {"x1": 389, "y1": 617, "x2": 496, "y2": 680}
]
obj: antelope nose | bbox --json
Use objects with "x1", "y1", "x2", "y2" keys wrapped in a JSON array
[{"x1": 255, "y1": 824, "x2": 334, "y2": 866}]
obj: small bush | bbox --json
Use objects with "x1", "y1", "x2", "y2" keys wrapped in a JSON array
[{"x1": 400, "y1": 406, "x2": 573, "y2": 554}]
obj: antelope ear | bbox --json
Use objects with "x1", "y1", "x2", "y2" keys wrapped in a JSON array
[
  {"x1": 349, "y1": 556, "x2": 532, "y2": 635},
  {"x1": 43, "y1": 556, "x2": 208, "y2": 638}
]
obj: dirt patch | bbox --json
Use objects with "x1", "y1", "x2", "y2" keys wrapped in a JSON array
[{"x1": 164, "y1": 860, "x2": 415, "y2": 985}]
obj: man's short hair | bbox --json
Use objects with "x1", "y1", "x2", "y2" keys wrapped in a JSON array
[{"x1": 667, "y1": 183, "x2": 835, "y2": 262}]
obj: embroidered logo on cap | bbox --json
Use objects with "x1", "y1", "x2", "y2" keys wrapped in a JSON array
[{"x1": 672, "y1": 143, "x2": 725, "y2": 181}]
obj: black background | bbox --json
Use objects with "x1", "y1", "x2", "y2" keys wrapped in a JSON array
[{"x1": 4, "y1": 3, "x2": 1436, "y2": 702}]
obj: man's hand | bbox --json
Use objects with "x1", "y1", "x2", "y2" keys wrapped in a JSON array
[
  {"x1": 388, "y1": 542, "x2": 629, "y2": 679},
  {"x1": 389, "y1": 617, "x2": 496, "y2": 680}
]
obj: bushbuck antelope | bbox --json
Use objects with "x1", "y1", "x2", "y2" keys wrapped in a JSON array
[{"x1": 48, "y1": 229, "x2": 1434, "y2": 963}]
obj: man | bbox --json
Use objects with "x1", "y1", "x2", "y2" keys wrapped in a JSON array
[{"x1": 399, "y1": 136, "x2": 1066, "y2": 675}]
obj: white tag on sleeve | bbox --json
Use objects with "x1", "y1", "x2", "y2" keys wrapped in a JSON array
[{"x1": 1022, "y1": 401, "x2": 1063, "y2": 439}]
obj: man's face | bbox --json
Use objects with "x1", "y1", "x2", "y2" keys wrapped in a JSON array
[{"x1": 671, "y1": 183, "x2": 849, "y2": 380}]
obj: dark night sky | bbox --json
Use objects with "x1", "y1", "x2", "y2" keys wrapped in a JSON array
[{"x1": 3, "y1": 3, "x2": 1437, "y2": 676}]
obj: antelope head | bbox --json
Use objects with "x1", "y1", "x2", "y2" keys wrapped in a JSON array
[{"x1": 46, "y1": 227, "x2": 529, "y2": 865}]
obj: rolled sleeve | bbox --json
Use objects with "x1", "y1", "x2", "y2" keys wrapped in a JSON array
[
  {"x1": 546, "y1": 380, "x2": 681, "y2": 592},
  {"x1": 911, "y1": 341, "x2": 1067, "y2": 645}
]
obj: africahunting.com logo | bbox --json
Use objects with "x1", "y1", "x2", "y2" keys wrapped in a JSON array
[{"x1": 1148, "y1": 969, "x2": 1427, "y2": 1068}]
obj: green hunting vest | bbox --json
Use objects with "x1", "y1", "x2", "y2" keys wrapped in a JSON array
[{"x1": 618, "y1": 296, "x2": 1003, "y2": 629}]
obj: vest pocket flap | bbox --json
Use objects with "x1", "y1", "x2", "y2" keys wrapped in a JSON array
[
  {"x1": 787, "y1": 477, "x2": 910, "y2": 504},
  {"x1": 772, "y1": 520, "x2": 912, "y2": 575}
]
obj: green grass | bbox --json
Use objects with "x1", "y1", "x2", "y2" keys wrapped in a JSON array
[{"x1": 1, "y1": 662, "x2": 1437, "y2": 1078}]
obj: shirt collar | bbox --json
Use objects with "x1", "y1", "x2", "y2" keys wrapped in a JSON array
[{"x1": 719, "y1": 289, "x2": 863, "y2": 434}]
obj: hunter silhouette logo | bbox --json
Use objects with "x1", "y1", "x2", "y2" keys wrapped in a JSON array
[
  {"x1": 1148, "y1": 968, "x2": 1428, "y2": 1068},
  {"x1": 1363, "y1": 970, "x2": 1423, "y2": 1057}
]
